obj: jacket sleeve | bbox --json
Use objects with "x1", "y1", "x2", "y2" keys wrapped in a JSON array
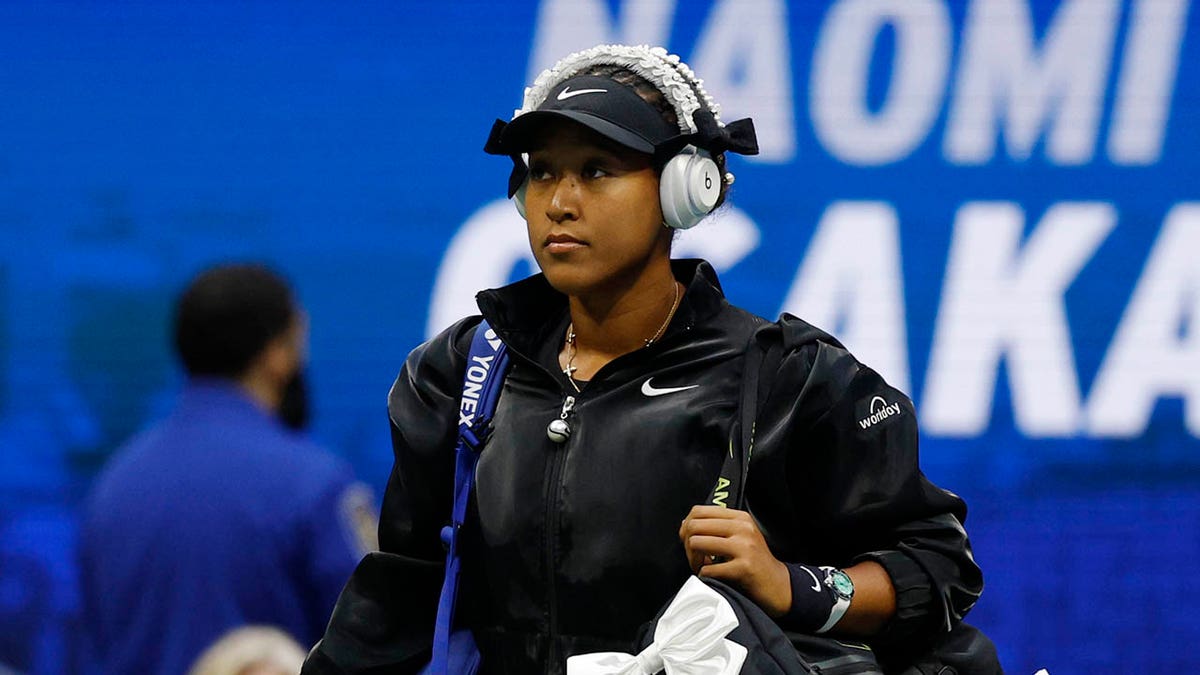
[
  {"x1": 749, "y1": 319, "x2": 982, "y2": 668},
  {"x1": 302, "y1": 316, "x2": 481, "y2": 674}
]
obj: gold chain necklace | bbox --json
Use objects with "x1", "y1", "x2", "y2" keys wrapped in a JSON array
[{"x1": 561, "y1": 281, "x2": 682, "y2": 392}]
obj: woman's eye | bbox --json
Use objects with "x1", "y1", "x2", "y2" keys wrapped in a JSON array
[
  {"x1": 583, "y1": 164, "x2": 609, "y2": 179},
  {"x1": 528, "y1": 164, "x2": 551, "y2": 181}
]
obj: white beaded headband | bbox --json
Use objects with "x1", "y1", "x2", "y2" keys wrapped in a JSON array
[{"x1": 517, "y1": 44, "x2": 723, "y2": 134}]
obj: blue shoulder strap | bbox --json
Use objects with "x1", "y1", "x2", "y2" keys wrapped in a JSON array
[{"x1": 429, "y1": 320, "x2": 510, "y2": 671}]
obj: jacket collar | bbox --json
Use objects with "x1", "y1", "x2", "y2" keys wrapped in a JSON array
[
  {"x1": 176, "y1": 377, "x2": 281, "y2": 428},
  {"x1": 475, "y1": 259, "x2": 728, "y2": 363}
]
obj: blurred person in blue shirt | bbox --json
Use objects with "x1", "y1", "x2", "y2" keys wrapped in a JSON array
[{"x1": 79, "y1": 264, "x2": 376, "y2": 675}]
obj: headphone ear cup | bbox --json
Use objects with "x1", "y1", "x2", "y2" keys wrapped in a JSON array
[
  {"x1": 513, "y1": 180, "x2": 528, "y2": 220},
  {"x1": 512, "y1": 153, "x2": 530, "y2": 219},
  {"x1": 659, "y1": 147, "x2": 720, "y2": 230}
]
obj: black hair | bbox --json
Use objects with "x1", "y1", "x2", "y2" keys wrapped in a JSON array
[
  {"x1": 579, "y1": 63, "x2": 731, "y2": 208},
  {"x1": 173, "y1": 264, "x2": 297, "y2": 378}
]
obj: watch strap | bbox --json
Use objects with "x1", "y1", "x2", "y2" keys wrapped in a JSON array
[{"x1": 815, "y1": 566, "x2": 853, "y2": 634}]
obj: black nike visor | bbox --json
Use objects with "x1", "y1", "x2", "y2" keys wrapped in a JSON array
[{"x1": 496, "y1": 75, "x2": 681, "y2": 155}]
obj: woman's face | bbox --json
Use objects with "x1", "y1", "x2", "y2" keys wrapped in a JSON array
[{"x1": 524, "y1": 119, "x2": 670, "y2": 297}]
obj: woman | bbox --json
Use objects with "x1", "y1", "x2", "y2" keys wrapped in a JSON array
[{"x1": 305, "y1": 45, "x2": 990, "y2": 674}]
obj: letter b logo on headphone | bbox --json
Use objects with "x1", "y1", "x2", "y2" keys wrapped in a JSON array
[{"x1": 660, "y1": 146, "x2": 720, "y2": 230}]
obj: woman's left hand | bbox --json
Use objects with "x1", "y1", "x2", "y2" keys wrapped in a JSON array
[{"x1": 678, "y1": 505, "x2": 792, "y2": 618}]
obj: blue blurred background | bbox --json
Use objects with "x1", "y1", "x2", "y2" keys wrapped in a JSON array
[{"x1": 1, "y1": 1, "x2": 1197, "y2": 672}]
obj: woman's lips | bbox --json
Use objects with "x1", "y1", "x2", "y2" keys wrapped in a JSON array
[{"x1": 545, "y1": 233, "x2": 586, "y2": 254}]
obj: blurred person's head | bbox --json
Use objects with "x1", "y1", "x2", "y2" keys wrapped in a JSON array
[
  {"x1": 185, "y1": 625, "x2": 306, "y2": 675},
  {"x1": 173, "y1": 264, "x2": 309, "y2": 430}
]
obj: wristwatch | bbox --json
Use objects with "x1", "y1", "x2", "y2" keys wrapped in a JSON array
[{"x1": 816, "y1": 567, "x2": 855, "y2": 634}]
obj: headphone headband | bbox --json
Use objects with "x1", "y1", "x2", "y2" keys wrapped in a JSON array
[{"x1": 519, "y1": 45, "x2": 716, "y2": 135}]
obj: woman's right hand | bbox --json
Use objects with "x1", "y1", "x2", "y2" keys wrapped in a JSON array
[{"x1": 678, "y1": 505, "x2": 793, "y2": 618}]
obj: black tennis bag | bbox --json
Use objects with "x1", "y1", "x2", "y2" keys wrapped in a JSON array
[
  {"x1": 624, "y1": 576, "x2": 1000, "y2": 675},
  {"x1": 623, "y1": 319, "x2": 1003, "y2": 675}
]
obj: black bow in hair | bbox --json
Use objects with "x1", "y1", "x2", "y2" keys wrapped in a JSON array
[
  {"x1": 484, "y1": 119, "x2": 529, "y2": 198},
  {"x1": 691, "y1": 110, "x2": 759, "y2": 156},
  {"x1": 483, "y1": 119, "x2": 509, "y2": 155}
]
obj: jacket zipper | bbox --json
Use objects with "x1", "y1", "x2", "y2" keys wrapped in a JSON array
[
  {"x1": 544, "y1": 394, "x2": 574, "y2": 670},
  {"x1": 507, "y1": 338, "x2": 659, "y2": 668}
]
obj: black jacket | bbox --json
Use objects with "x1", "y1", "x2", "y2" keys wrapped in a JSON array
[{"x1": 305, "y1": 260, "x2": 982, "y2": 674}]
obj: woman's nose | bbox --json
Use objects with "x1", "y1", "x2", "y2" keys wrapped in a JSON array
[{"x1": 546, "y1": 175, "x2": 581, "y2": 223}]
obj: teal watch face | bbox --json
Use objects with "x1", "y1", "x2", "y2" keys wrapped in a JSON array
[{"x1": 828, "y1": 569, "x2": 855, "y2": 600}]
